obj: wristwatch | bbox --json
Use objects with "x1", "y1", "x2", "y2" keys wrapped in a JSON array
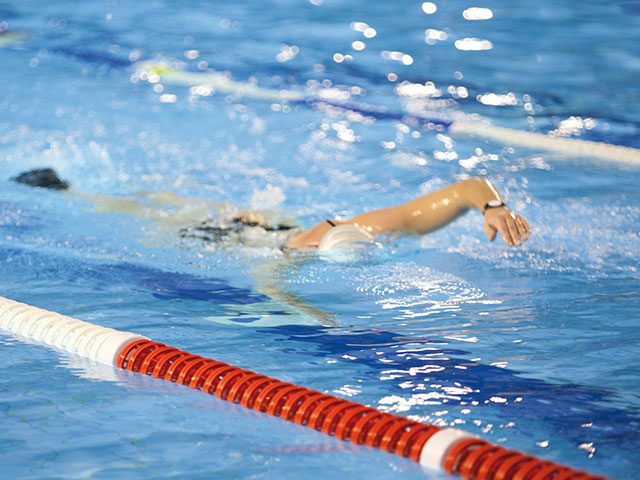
[{"x1": 482, "y1": 199, "x2": 505, "y2": 215}]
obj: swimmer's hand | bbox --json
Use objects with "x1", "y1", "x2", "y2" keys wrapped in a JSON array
[{"x1": 483, "y1": 206, "x2": 530, "y2": 246}]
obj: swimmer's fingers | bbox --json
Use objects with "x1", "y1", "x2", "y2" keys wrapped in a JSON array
[
  {"x1": 484, "y1": 208, "x2": 512, "y2": 245},
  {"x1": 507, "y1": 213, "x2": 524, "y2": 245},
  {"x1": 504, "y1": 212, "x2": 532, "y2": 246},
  {"x1": 485, "y1": 207, "x2": 529, "y2": 246},
  {"x1": 484, "y1": 208, "x2": 531, "y2": 246},
  {"x1": 515, "y1": 214, "x2": 531, "y2": 240},
  {"x1": 497, "y1": 216, "x2": 516, "y2": 246}
]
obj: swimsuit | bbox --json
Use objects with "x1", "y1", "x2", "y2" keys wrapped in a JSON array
[
  {"x1": 179, "y1": 217, "x2": 300, "y2": 250},
  {"x1": 179, "y1": 217, "x2": 373, "y2": 252}
]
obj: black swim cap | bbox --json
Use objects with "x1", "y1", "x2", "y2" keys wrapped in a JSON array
[{"x1": 12, "y1": 168, "x2": 70, "y2": 190}]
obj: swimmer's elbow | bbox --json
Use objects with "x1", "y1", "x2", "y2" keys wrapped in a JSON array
[
  {"x1": 458, "y1": 176, "x2": 500, "y2": 210},
  {"x1": 461, "y1": 176, "x2": 492, "y2": 194}
]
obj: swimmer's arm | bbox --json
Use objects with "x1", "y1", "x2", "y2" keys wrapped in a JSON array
[
  {"x1": 251, "y1": 258, "x2": 338, "y2": 327},
  {"x1": 348, "y1": 177, "x2": 530, "y2": 245}
]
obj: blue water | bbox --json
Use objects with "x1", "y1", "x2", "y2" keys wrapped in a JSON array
[{"x1": 1, "y1": 0, "x2": 639, "y2": 478}]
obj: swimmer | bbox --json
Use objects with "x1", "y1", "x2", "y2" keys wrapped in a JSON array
[
  {"x1": 11, "y1": 168, "x2": 530, "y2": 327},
  {"x1": 12, "y1": 168, "x2": 530, "y2": 250}
]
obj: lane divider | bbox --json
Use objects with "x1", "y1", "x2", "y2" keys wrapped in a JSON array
[
  {"x1": 0, "y1": 296, "x2": 606, "y2": 479},
  {"x1": 135, "y1": 61, "x2": 640, "y2": 167}
]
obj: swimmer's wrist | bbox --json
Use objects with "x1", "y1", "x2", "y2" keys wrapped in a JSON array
[
  {"x1": 461, "y1": 177, "x2": 504, "y2": 212},
  {"x1": 482, "y1": 199, "x2": 506, "y2": 216}
]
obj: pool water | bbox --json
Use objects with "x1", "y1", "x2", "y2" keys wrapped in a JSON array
[{"x1": 1, "y1": 0, "x2": 639, "y2": 478}]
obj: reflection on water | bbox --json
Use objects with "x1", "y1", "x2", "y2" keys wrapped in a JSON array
[{"x1": 59, "y1": 352, "x2": 125, "y2": 383}]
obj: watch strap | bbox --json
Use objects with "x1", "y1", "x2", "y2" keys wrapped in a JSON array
[{"x1": 482, "y1": 201, "x2": 505, "y2": 215}]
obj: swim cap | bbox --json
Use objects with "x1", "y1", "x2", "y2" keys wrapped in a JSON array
[{"x1": 317, "y1": 224, "x2": 374, "y2": 251}]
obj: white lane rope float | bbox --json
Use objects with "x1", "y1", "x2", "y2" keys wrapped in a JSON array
[{"x1": 133, "y1": 61, "x2": 640, "y2": 167}]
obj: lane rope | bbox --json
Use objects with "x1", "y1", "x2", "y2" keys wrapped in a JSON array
[
  {"x1": 450, "y1": 121, "x2": 640, "y2": 167},
  {"x1": 0, "y1": 296, "x2": 607, "y2": 479},
  {"x1": 135, "y1": 61, "x2": 640, "y2": 167}
]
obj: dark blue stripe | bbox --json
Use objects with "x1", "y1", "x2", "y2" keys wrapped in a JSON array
[
  {"x1": 0, "y1": 246, "x2": 270, "y2": 308},
  {"x1": 259, "y1": 324, "x2": 640, "y2": 448},
  {"x1": 300, "y1": 98, "x2": 453, "y2": 130}
]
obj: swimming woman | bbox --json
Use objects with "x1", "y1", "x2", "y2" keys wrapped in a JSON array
[
  {"x1": 11, "y1": 168, "x2": 530, "y2": 326},
  {"x1": 12, "y1": 168, "x2": 530, "y2": 251}
]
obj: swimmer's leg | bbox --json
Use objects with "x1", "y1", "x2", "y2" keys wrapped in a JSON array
[
  {"x1": 12, "y1": 167, "x2": 152, "y2": 216},
  {"x1": 11, "y1": 168, "x2": 295, "y2": 234},
  {"x1": 11, "y1": 167, "x2": 214, "y2": 223}
]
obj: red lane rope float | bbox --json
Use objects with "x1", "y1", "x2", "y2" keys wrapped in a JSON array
[
  {"x1": 0, "y1": 298, "x2": 610, "y2": 478},
  {"x1": 117, "y1": 339, "x2": 439, "y2": 461},
  {"x1": 117, "y1": 339, "x2": 607, "y2": 479},
  {"x1": 442, "y1": 438, "x2": 606, "y2": 480}
]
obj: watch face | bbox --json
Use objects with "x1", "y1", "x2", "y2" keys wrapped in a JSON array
[{"x1": 487, "y1": 199, "x2": 503, "y2": 208}]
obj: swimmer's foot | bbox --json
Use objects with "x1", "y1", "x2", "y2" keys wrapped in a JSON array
[{"x1": 12, "y1": 168, "x2": 70, "y2": 190}]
